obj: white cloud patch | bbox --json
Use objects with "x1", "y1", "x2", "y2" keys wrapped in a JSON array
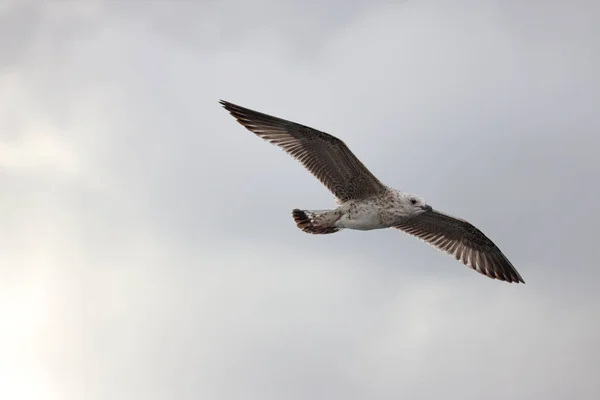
[{"x1": 0, "y1": 128, "x2": 79, "y2": 175}]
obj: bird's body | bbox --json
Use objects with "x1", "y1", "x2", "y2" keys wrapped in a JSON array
[
  {"x1": 220, "y1": 100, "x2": 525, "y2": 284},
  {"x1": 336, "y1": 195, "x2": 396, "y2": 230},
  {"x1": 301, "y1": 188, "x2": 424, "y2": 232}
]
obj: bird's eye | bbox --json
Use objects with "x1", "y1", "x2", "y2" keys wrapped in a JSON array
[{"x1": 410, "y1": 198, "x2": 417, "y2": 205}]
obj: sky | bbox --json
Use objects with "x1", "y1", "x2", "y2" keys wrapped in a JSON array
[{"x1": 1, "y1": 1, "x2": 599, "y2": 399}]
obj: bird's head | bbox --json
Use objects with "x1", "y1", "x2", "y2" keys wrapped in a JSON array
[{"x1": 401, "y1": 193, "x2": 432, "y2": 215}]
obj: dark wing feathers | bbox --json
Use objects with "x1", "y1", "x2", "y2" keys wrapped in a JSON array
[
  {"x1": 395, "y1": 210, "x2": 525, "y2": 283},
  {"x1": 219, "y1": 100, "x2": 386, "y2": 202}
]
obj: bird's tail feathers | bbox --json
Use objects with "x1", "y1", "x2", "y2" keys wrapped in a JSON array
[{"x1": 292, "y1": 209, "x2": 341, "y2": 235}]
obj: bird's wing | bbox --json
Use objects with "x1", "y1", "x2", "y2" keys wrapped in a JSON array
[
  {"x1": 394, "y1": 209, "x2": 524, "y2": 283},
  {"x1": 220, "y1": 100, "x2": 386, "y2": 202}
]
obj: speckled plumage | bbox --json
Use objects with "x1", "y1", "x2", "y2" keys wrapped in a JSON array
[{"x1": 220, "y1": 100, "x2": 525, "y2": 284}]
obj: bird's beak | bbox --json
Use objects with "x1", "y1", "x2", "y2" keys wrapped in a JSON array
[{"x1": 422, "y1": 205, "x2": 433, "y2": 212}]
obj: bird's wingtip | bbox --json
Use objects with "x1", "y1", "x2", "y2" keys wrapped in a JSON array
[{"x1": 508, "y1": 273, "x2": 525, "y2": 284}]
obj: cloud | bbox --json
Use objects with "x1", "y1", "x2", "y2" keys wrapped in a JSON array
[{"x1": 1, "y1": 1, "x2": 599, "y2": 399}]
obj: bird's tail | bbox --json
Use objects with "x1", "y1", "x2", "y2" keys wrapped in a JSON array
[{"x1": 292, "y1": 209, "x2": 341, "y2": 235}]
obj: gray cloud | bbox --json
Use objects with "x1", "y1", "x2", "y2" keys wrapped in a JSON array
[{"x1": 1, "y1": 1, "x2": 599, "y2": 399}]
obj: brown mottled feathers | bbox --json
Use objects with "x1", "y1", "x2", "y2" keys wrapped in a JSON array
[
  {"x1": 292, "y1": 209, "x2": 340, "y2": 235},
  {"x1": 219, "y1": 100, "x2": 386, "y2": 202},
  {"x1": 394, "y1": 210, "x2": 525, "y2": 283}
]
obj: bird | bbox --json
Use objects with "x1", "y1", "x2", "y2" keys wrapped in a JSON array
[{"x1": 219, "y1": 100, "x2": 525, "y2": 284}]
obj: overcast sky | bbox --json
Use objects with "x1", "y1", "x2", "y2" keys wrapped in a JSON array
[{"x1": 1, "y1": 1, "x2": 599, "y2": 399}]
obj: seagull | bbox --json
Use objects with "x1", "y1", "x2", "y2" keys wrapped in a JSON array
[{"x1": 220, "y1": 100, "x2": 525, "y2": 283}]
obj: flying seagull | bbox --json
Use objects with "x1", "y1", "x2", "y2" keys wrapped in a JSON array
[{"x1": 220, "y1": 100, "x2": 524, "y2": 284}]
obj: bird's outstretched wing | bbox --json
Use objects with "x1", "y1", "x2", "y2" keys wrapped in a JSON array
[
  {"x1": 394, "y1": 210, "x2": 524, "y2": 283},
  {"x1": 220, "y1": 100, "x2": 386, "y2": 202}
]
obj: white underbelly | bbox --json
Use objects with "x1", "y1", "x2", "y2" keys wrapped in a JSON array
[{"x1": 335, "y1": 208, "x2": 387, "y2": 231}]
